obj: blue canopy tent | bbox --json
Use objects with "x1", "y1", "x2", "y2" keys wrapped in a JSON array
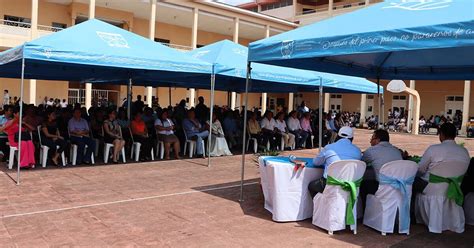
[
  {"x1": 188, "y1": 39, "x2": 382, "y2": 198},
  {"x1": 0, "y1": 19, "x2": 213, "y2": 184},
  {"x1": 248, "y1": 0, "x2": 474, "y2": 135}
]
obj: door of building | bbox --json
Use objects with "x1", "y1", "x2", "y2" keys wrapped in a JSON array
[
  {"x1": 366, "y1": 95, "x2": 375, "y2": 117},
  {"x1": 330, "y1": 94, "x2": 342, "y2": 113},
  {"x1": 391, "y1": 95, "x2": 407, "y2": 117},
  {"x1": 445, "y1": 96, "x2": 463, "y2": 118}
]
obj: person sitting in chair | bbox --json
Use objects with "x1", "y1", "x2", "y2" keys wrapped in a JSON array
[
  {"x1": 182, "y1": 109, "x2": 209, "y2": 158},
  {"x1": 308, "y1": 126, "x2": 362, "y2": 198}
]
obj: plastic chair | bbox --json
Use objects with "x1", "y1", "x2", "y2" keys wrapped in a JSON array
[
  {"x1": 129, "y1": 128, "x2": 154, "y2": 162},
  {"x1": 363, "y1": 160, "x2": 418, "y2": 235},
  {"x1": 68, "y1": 130, "x2": 95, "y2": 166},
  {"x1": 7, "y1": 146, "x2": 17, "y2": 169},
  {"x1": 183, "y1": 131, "x2": 204, "y2": 158},
  {"x1": 312, "y1": 160, "x2": 366, "y2": 235},
  {"x1": 415, "y1": 161, "x2": 468, "y2": 233},
  {"x1": 103, "y1": 127, "x2": 126, "y2": 164},
  {"x1": 37, "y1": 126, "x2": 66, "y2": 167}
]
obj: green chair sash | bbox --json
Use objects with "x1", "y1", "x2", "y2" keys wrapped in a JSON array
[
  {"x1": 326, "y1": 176, "x2": 362, "y2": 225},
  {"x1": 429, "y1": 173, "x2": 464, "y2": 206}
]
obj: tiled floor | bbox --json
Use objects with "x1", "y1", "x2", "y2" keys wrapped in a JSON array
[{"x1": 0, "y1": 129, "x2": 473, "y2": 247}]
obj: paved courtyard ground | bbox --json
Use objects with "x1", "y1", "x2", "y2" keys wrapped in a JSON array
[{"x1": 0, "y1": 129, "x2": 473, "y2": 247}]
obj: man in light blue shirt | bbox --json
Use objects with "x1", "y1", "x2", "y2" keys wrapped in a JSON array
[
  {"x1": 183, "y1": 109, "x2": 209, "y2": 158},
  {"x1": 308, "y1": 126, "x2": 362, "y2": 197}
]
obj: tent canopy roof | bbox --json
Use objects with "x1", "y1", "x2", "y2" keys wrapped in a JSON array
[
  {"x1": 189, "y1": 39, "x2": 382, "y2": 93},
  {"x1": 0, "y1": 19, "x2": 212, "y2": 84},
  {"x1": 248, "y1": 0, "x2": 474, "y2": 80}
]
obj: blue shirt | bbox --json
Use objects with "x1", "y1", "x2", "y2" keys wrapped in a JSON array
[
  {"x1": 313, "y1": 138, "x2": 362, "y2": 178},
  {"x1": 223, "y1": 117, "x2": 237, "y2": 135},
  {"x1": 68, "y1": 117, "x2": 90, "y2": 135},
  {"x1": 183, "y1": 118, "x2": 202, "y2": 137}
]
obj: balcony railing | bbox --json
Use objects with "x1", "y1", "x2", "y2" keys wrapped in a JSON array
[
  {"x1": 296, "y1": 0, "x2": 381, "y2": 16},
  {"x1": 0, "y1": 19, "x2": 63, "y2": 38},
  {"x1": 158, "y1": 42, "x2": 193, "y2": 51}
]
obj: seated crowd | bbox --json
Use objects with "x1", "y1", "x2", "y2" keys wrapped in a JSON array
[{"x1": 0, "y1": 96, "x2": 353, "y2": 168}]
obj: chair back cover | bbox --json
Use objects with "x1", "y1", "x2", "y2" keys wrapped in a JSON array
[
  {"x1": 313, "y1": 160, "x2": 366, "y2": 232},
  {"x1": 363, "y1": 160, "x2": 417, "y2": 234},
  {"x1": 424, "y1": 160, "x2": 468, "y2": 196}
]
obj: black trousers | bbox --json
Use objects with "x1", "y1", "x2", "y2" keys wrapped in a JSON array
[
  {"x1": 359, "y1": 179, "x2": 379, "y2": 210},
  {"x1": 42, "y1": 137, "x2": 68, "y2": 157},
  {"x1": 262, "y1": 131, "x2": 282, "y2": 150},
  {"x1": 308, "y1": 178, "x2": 327, "y2": 198},
  {"x1": 133, "y1": 135, "x2": 153, "y2": 160},
  {"x1": 0, "y1": 137, "x2": 9, "y2": 161}
]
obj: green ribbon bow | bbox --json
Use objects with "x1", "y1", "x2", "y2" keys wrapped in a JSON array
[
  {"x1": 326, "y1": 176, "x2": 362, "y2": 225},
  {"x1": 429, "y1": 173, "x2": 464, "y2": 206}
]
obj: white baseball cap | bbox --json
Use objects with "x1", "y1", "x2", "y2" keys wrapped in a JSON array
[{"x1": 338, "y1": 126, "x2": 354, "y2": 139}]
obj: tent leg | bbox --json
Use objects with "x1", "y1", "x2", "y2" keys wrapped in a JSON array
[
  {"x1": 17, "y1": 57, "x2": 26, "y2": 185},
  {"x1": 377, "y1": 78, "x2": 381, "y2": 128},
  {"x1": 240, "y1": 62, "x2": 251, "y2": 202},
  {"x1": 318, "y1": 78, "x2": 323, "y2": 152},
  {"x1": 207, "y1": 72, "x2": 215, "y2": 168},
  {"x1": 127, "y1": 79, "x2": 132, "y2": 120},
  {"x1": 168, "y1": 87, "x2": 172, "y2": 107}
]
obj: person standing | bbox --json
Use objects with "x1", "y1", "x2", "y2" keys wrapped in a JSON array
[{"x1": 2, "y1": 90, "x2": 9, "y2": 108}]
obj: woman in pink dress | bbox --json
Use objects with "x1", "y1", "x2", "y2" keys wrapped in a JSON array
[{"x1": 2, "y1": 107, "x2": 36, "y2": 168}]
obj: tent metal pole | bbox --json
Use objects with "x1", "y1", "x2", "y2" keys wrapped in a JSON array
[
  {"x1": 377, "y1": 78, "x2": 381, "y2": 128},
  {"x1": 318, "y1": 77, "x2": 323, "y2": 152},
  {"x1": 207, "y1": 70, "x2": 216, "y2": 168},
  {"x1": 127, "y1": 78, "x2": 132, "y2": 120},
  {"x1": 168, "y1": 87, "x2": 172, "y2": 107},
  {"x1": 17, "y1": 56, "x2": 26, "y2": 185},
  {"x1": 239, "y1": 62, "x2": 251, "y2": 202}
]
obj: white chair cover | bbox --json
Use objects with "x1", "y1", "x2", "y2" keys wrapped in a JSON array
[
  {"x1": 464, "y1": 192, "x2": 474, "y2": 226},
  {"x1": 259, "y1": 156, "x2": 323, "y2": 222},
  {"x1": 312, "y1": 160, "x2": 366, "y2": 233},
  {"x1": 415, "y1": 161, "x2": 468, "y2": 233},
  {"x1": 363, "y1": 160, "x2": 418, "y2": 234}
]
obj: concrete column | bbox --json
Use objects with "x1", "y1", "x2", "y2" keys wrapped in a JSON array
[
  {"x1": 261, "y1": 93, "x2": 267, "y2": 113},
  {"x1": 461, "y1": 80, "x2": 471, "y2": 135},
  {"x1": 324, "y1": 93, "x2": 330, "y2": 112},
  {"x1": 328, "y1": 0, "x2": 334, "y2": 15},
  {"x1": 189, "y1": 7, "x2": 199, "y2": 108},
  {"x1": 288, "y1": 93, "x2": 294, "y2": 113},
  {"x1": 360, "y1": 94, "x2": 367, "y2": 124},
  {"x1": 146, "y1": 0, "x2": 157, "y2": 108},
  {"x1": 85, "y1": 0, "x2": 95, "y2": 109},
  {"x1": 292, "y1": 0, "x2": 297, "y2": 18},
  {"x1": 89, "y1": 0, "x2": 95, "y2": 19},
  {"x1": 365, "y1": 0, "x2": 370, "y2": 5},
  {"x1": 261, "y1": 25, "x2": 270, "y2": 114},
  {"x1": 29, "y1": 0, "x2": 38, "y2": 105},
  {"x1": 229, "y1": 17, "x2": 240, "y2": 110},
  {"x1": 407, "y1": 80, "x2": 415, "y2": 132}
]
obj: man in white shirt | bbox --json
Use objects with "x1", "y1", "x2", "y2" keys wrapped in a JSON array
[
  {"x1": 2, "y1": 90, "x2": 9, "y2": 108},
  {"x1": 46, "y1": 98, "x2": 54, "y2": 106},
  {"x1": 287, "y1": 111, "x2": 308, "y2": 149},
  {"x1": 275, "y1": 112, "x2": 295, "y2": 150},
  {"x1": 260, "y1": 111, "x2": 281, "y2": 150},
  {"x1": 415, "y1": 123, "x2": 470, "y2": 192},
  {"x1": 60, "y1": 99, "x2": 68, "y2": 108}
]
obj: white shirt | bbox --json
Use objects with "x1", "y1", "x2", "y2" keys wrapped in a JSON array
[
  {"x1": 46, "y1": 100, "x2": 54, "y2": 106},
  {"x1": 287, "y1": 117, "x2": 301, "y2": 132},
  {"x1": 260, "y1": 117, "x2": 276, "y2": 131},
  {"x1": 418, "y1": 140, "x2": 470, "y2": 181},
  {"x1": 3, "y1": 93, "x2": 9, "y2": 105},
  {"x1": 60, "y1": 101, "x2": 68, "y2": 108},
  {"x1": 275, "y1": 119, "x2": 287, "y2": 133},
  {"x1": 155, "y1": 118, "x2": 174, "y2": 135}
]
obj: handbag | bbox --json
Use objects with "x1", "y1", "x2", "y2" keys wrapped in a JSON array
[{"x1": 15, "y1": 131, "x2": 31, "y2": 142}]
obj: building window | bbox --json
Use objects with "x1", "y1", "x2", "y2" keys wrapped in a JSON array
[
  {"x1": 367, "y1": 95, "x2": 374, "y2": 99},
  {"x1": 446, "y1": 96, "x2": 463, "y2": 102},
  {"x1": 154, "y1": 38, "x2": 170, "y2": 44},
  {"x1": 4, "y1": 15, "x2": 31, "y2": 28},
  {"x1": 261, "y1": 0, "x2": 293, "y2": 11},
  {"x1": 52, "y1": 22, "x2": 67, "y2": 31}
]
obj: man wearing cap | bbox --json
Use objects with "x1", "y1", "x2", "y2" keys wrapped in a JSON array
[{"x1": 308, "y1": 126, "x2": 362, "y2": 197}]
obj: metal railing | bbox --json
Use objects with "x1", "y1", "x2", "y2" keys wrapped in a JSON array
[
  {"x1": 296, "y1": 0, "x2": 380, "y2": 16},
  {"x1": 0, "y1": 19, "x2": 63, "y2": 36},
  {"x1": 68, "y1": 88, "x2": 120, "y2": 107},
  {"x1": 158, "y1": 42, "x2": 193, "y2": 51}
]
